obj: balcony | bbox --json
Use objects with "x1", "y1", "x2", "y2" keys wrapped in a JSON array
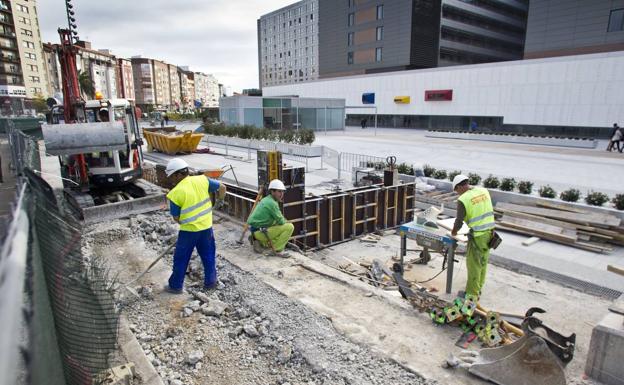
[
  {"x1": 0, "y1": 30, "x2": 15, "y2": 38},
  {"x1": 0, "y1": 67, "x2": 21, "y2": 75},
  {"x1": 0, "y1": 53, "x2": 18, "y2": 63},
  {"x1": 0, "y1": 41, "x2": 18, "y2": 50}
]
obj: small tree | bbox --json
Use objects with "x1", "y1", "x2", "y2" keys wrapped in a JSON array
[
  {"x1": 423, "y1": 164, "x2": 436, "y2": 177},
  {"x1": 433, "y1": 169, "x2": 447, "y2": 179},
  {"x1": 517, "y1": 181, "x2": 533, "y2": 194},
  {"x1": 560, "y1": 189, "x2": 580, "y2": 202},
  {"x1": 539, "y1": 185, "x2": 556, "y2": 198},
  {"x1": 78, "y1": 70, "x2": 95, "y2": 99},
  {"x1": 468, "y1": 173, "x2": 481, "y2": 185},
  {"x1": 500, "y1": 178, "x2": 517, "y2": 192},
  {"x1": 448, "y1": 170, "x2": 462, "y2": 182},
  {"x1": 483, "y1": 175, "x2": 500, "y2": 189},
  {"x1": 585, "y1": 191, "x2": 609, "y2": 206},
  {"x1": 32, "y1": 94, "x2": 48, "y2": 114},
  {"x1": 612, "y1": 194, "x2": 624, "y2": 210}
]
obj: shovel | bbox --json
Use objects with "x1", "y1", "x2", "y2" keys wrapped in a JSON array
[{"x1": 123, "y1": 236, "x2": 177, "y2": 298}]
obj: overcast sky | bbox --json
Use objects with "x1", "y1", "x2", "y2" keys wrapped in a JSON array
[{"x1": 38, "y1": 0, "x2": 295, "y2": 92}]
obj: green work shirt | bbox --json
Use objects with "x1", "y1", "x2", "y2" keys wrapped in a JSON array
[{"x1": 247, "y1": 195, "x2": 286, "y2": 229}]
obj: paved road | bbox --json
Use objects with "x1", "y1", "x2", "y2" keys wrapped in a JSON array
[{"x1": 315, "y1": 127, "x2": 624, "y2": 196}]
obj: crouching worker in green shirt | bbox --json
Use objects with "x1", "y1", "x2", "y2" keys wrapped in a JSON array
[{"x1": 247, "y1": 179, "x2": 294, "y2": 258}]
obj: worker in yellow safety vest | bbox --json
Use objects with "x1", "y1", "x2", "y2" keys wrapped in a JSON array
[
  {"x1": 164, "y1": 158, "x2": 226, "y2": 294},
  {"x1": 451, "y1": 174, "x2": 496, "y2": 300}
]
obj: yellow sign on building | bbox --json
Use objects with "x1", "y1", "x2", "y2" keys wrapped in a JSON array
[{"x1": 394, "y1": 96, "x2": 411, "y2": 104}]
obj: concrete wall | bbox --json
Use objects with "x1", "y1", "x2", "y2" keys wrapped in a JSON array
[
  {"x1": 264, "y1": 51, "x2": 624, "y2": 130},
  {"x1": 525, "y1": 0, "x2": 624, "y2": 58}
]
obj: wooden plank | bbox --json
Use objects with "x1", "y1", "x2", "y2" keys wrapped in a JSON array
[
  {"x1": 608, "y1": 265, "x2": 624, "y2": 277},
  {"x1": 496, "y1": 202, "x2": 621, "y2": 227},
  {"x1": 535, "y1": 201, "x2": 589, "y2": 214},
  {"x1": 495, "y1": 208, "x2": 580, "y2": 230},
  {"x1": 497, "y1": 220, "x2": 577, "y2": 243},
  {"x1": 496, "y1": 223, "x2": 606, "y2": 253},
  {"x1": 501, "y1": 214, "x2": 577, "y2": 240},
  {"x1": 522, "y1": 237, "x2": 541, "y2": 246},
  {"x1": 437, "y1": 218, "x2": 470, "y2": 235}
]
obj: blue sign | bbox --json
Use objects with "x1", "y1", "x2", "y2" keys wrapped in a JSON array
[
  {"x1": 194, "y1": 100, "x2": 203, "y2": 108},
  {"x1": 362, "y1": 93, "x2": 375, "y2": 104}
]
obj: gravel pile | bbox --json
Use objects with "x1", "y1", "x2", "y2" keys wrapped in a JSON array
[{"x1": 124, "y1": 256, "x2": 435, "y2": 385}]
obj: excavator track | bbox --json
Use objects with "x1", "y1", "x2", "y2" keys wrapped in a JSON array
[{"x1": 66, "y1": 179, "x2": 167, "y2": 224}]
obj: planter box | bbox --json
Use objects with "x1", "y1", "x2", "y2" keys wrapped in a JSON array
[{"x1": 426, "y1": 131, "x2": 598, "y2": 149}]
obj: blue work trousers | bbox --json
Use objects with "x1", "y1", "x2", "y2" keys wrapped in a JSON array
[{"x1": 168, "y1": 228, "x2": 216, "y2": 290}]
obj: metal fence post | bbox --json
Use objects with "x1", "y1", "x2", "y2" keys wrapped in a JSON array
[
  {"x1": 320, "y1": 146, "x2": 324, "y2": 170},
  {"x1": 337, "y1": 152, "x2": 341, "y2": 181}
]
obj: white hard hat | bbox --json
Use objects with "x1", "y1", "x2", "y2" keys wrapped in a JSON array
[
  {"x1": 452, "y1": 174, "x2": 470, "y2": 190},
  {"x1": 268, "y1": 179, "x2": 286, "y2": 191},
  {"x1": 165, "y1": 158, "x2": 189, "y2": 177}
]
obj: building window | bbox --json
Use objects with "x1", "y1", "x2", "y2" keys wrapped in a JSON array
[
  {"x1": 347, "y1": 51, "x2": 353, "y2": 64},
  {"x1": 375, "y1": 47, "x2": 382, "y2": 62},
  {"x1": 608, "y1": 8, "x2": 624, "y2": 32},
  {"x1": 20, "y1": 29, "x2": 33, "y2": 36},
  {"x1": 376, "y1": 5, "x2": 384, "y2": 20},
  {"x1": 29, "y1": 76, "x2": 40, "y2": 83},
  {"x1": 348, "y1": 32, "x2": 354, "y2": 46},
  {"x1": 376, "y1": 26, "x2": 383, "y2": 41},
  {"x1": 25, "y1": 52, "x2": 36, "y2": 59},
  {"x1": 348, "y1": 13, "x2": 354, "y2": 26},
  {"x1": 28, "y1": 64, "x2": 38, "y2": 72},
  {"x1": 22, "y1": 41, "x2": 35, "y2": 49},
  {"x1": 17, "y1": 16, "x2": 30, "y2": 25},
  {"x1": 17, "y1": 4, "x2": 28, "y2": 13}
]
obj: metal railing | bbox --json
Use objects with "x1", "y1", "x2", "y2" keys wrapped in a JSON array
[
  {"x1": 339, "y1": 151, "x2": 386, "y2": 173},
  {"x1": 204, "y1": 134, "x2": 324, "y2": 171}
]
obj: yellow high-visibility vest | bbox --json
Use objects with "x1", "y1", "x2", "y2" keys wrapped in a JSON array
[
  {"x1": 167, "y1": 175, "x2": 213, "y2": 232},
  {"x1": 458, "y1": 187, "x2": 495, "y2": 235}
]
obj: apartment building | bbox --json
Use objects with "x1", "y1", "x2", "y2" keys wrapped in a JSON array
[
  {"x1": 10, "y1": 0, "x2": 47, "y2": 99},
  {"x1": 117, "y1": 58, "x2": 134, "y2": 100},
  {"x1": 168, "y1": 63, "x2": 180, "y2": 109},
  {"x1": 0, "y1": 0, "x2": 26, "y2": 114},
  {"x1": 178, "y1": 67, "x2": 195, "y2": 111},
  {"x1": 193, "y1": 71, "x2": 220, "y2": 107},
  {"x1": 257, "y1": 0, "x2": 319, "y2": 88}
]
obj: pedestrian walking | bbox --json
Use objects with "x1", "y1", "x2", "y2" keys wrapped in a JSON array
[
  {"x1": 361, "y1": 118, "x2": 367, "y2": 129},
  {"x1": 164, "y1": 113, "x2": 169, "y2": 126},
  {"x1": 607, "y1": 123, "x2": 623, "y2": 153}
]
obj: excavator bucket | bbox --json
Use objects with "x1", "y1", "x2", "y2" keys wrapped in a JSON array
[
  {"x1": 42, "y1": 122, "x2": 127, "y2": 156},
  {"x1": 468, "y1": 335, "x2": 566, "y2": 385}
]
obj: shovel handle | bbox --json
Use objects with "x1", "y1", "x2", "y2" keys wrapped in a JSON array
[{"x1": 238, "y1": 187, "x2": 264, "y2": 243}]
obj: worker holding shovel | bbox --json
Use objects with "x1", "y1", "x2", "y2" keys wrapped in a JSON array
[
  {"x1": 246, "y1": 179, "x2": 294, "y2": 258},
  {"x1": 163, "y1": 158, "x2": 226, "y2": 294}
]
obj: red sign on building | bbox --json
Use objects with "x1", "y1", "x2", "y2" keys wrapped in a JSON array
[{"x1": 425, "y1": 89, "x2": 453, "y2": 101}]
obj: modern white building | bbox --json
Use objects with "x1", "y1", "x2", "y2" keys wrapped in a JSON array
[{"x1": 264, "y1": 51, "x2": 624, "y2": 138}]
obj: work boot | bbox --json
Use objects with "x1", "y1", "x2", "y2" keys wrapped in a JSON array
[
  {"x1": 252, "y1": 240, "x2": 264, "y2": 254},
  {"x1": 163, "y1": 284, "x2": 183, "y2": 295},
  {"x1": 271, "y1": 250, "x2": 291, "y2": 258}
]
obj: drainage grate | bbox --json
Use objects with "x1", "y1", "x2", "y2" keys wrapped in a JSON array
[{"x1": 490, "y1": 255, "x2": 623, "y2": 300}]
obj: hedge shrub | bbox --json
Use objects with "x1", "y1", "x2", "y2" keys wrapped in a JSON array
[
  {"x1": 559, "y1": 189, "x2": 580, "y2": 202},
  {"x1": 468, "y1": 173, "x2": 481, "y2": 185},
  {"x1": 500, "y1": 178, "x2": 517, "y2": 192},
  {"x1": 448, "y1": 170, "x2": 462, "y2": 182},
  {"x1": 423, "y1": 164, "x2": 436, "y2": 177},
  {"x1": 585, "y1": 191, "x2": 609, "y2": 206},
  {"x1": 432, "y1": 169, "x2": 447, "y2": 179},
  {"x1": 613, "y1": 194, "x2": 624, "y2": 210},
  {"x1": 203, "y1": 122, "x2": 315, "y2": 145},
  {"x1": 517, "y1": 181, "x2": 533, "y2": 194},
  {"x1": 538, "y1": 185, "x2": 556, "y2": 198},
  {"x1": 483, "y1": 175, "x2": 500, "y2": 189}
]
